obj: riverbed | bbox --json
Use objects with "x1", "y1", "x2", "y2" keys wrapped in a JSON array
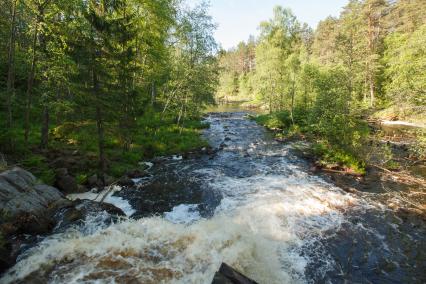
[{"x1": 2, "y1": 112, "x2": 425, "y2": 283}]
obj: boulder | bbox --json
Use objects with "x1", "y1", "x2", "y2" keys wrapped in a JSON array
[
  {"x1": 0, "y1": 168, "x2": 66, "y2": 273},
  {"x1": 125, "y1": 169, "x2": 146, "y2": 179},
  {"x1": 54, "y1": 168, "x2": 83, "y2": 194},
  {"x1": 212, "y1": 263, "x2": 258, "y2": 284},
  {"x1": 87, "y1": 174, "x2": 99, "y2": 188},
  {"x1": 55, "y1": 175, "x2": 79, "y2": 194},
  {"x1": 87, "y1": 174, "x2": 115, "y2": 188},
  {"x1": 117, "y1": 176, "x2": 134, "y2": 187},
  {"x1": 0, "y1": 167, "x2": 64, "y2": 218},
  {"x1": 0, "y1": 167, "x2": 125, "y2": 274}
]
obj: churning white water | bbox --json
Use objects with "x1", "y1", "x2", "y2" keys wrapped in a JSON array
[
  {"x1": 1, "y1": 112, "x2": 392, "y2": 284},
  {"x1": 3, "y1": 172, "x2": 356, "y2": 283},
  {"x1": 68, "y1": 186, "x2": 136, "y2": 217}
]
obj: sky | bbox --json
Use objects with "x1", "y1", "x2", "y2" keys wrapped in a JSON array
[{"x1": 186, "y1": 0, "x2": 349, "y2": 50}]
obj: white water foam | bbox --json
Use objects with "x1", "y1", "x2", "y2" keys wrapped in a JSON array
[
  {"x1": 139, "y1": 161, "x2": 154, "y2": 169},
  {"x1": 67, "y1": 186, "x2": 136, "y2": 217},
  {"x1": 2, "y1": 163, "x2": 358, "y2": 284},
  {"x1": 1, "y1": 114, "x2": 363, "y2": 284},
  {"x1": 164, "y1": 204, "x2": 202, "y2": 224},
  {"x1": 172, "y1": 155, "x2": 183, "y2": 161}
]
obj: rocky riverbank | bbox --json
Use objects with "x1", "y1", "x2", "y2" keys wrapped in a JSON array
[
  {"x1": 289, "y1": 140, "x2": 426, "y2": 224},
  {"x1": 0, "y1": 167, "x2": 125, "y2": 273},
  {"x1": 0, "y1": 144, "x2": 218, "y2": 274}
]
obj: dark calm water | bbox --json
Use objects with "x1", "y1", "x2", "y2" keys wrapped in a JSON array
[{"x1": 2, "y1": 112, "x2": 425, "y2": 284}]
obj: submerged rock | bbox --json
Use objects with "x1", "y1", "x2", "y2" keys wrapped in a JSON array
[
  {"x1": 53, "y1": 199, "x2": 125, "y2": 233},
  {"x1": 125, "y1": 169, "x2": 146, "y2": 179},
  {"x1": 117, "y1": 176, "x2": 134, "y2": 187}
]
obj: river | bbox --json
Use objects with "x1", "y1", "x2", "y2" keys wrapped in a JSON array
[{"x1": 2, "y1": 112, "x2": 425, "y2": 283}]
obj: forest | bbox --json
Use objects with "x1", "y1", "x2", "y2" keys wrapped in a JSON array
[
  {"x1": 0, "y1": 0, "x2": 425, "y2": 182},
  {"x1": 0, "y1": 0, "x2": 218, "y2": 184},
  {"x1": 217, "y1": 0, "x2": 426, "y2": 173}
]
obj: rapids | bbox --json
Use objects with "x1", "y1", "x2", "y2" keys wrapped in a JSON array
[{"x1": 1, "y1": 112, "x2": 425, "y2": 283}]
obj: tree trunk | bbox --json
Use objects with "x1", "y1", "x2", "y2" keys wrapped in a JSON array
[
  {"x1": 93, "y1": 68, "x2": 106, "y2": 186},
  {"x1": 269, "y1": 75, "x2": 273, "y2": 114},
  {"x1": 40, "y1": 105, "x2": 49, "y2": 149},
  {"x1": 367, "y1": 3, "x2": 375, "y2": 108},
  {"x1": 24, "y1": 21, "x2": 39, "y2": 144},
  {"x1": 369, "y1": 75, "x2": 375, "y2": 108},
  {"x1": 290, "y1": 79, "x2": 295, "y2": 125},
  {"x1": 151, "y1": 81, "x2": 156, "y2": 106},
  {"x1": 5, "y1": 0, "x2": 18, "y2": 149}
]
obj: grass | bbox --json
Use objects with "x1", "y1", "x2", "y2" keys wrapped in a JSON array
[{"x1": 1, "y1": 111, "x2": 210, "y2": 181}]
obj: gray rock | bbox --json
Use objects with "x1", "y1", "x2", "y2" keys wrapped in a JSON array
[
  {"x1": 33, "y1": 184, "x2": 65, "y2": 204},
  {"x1": 1, "y1": 167, "x2": 36, "y2": 192},
  {"x1": 0, "y1": 167, "x2": 64, "y2": 218},
  {"x1": 0, "y1": 167, "x2": 124, "y2": 274}
]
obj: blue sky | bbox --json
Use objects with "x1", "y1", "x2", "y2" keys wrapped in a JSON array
[{"x1": 186, "y1": 0, "x2": 349, "y2": 50}]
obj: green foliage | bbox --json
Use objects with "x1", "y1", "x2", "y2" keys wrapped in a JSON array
[
  {"x1": 385, "y1": 160, "x2": 401, "y2": 171},
  {"x1": 216, "y1": 0, "x2": 425, "y2": 128},
  {"x1": 0, "y1": 0, "x2": 218, "y2": 182},
  {"x1": 76, "y1": 174, "x2": 88, "y2": 185},
  {"x1": 253, "y1": 66, "x2": 370, "y2": 174},
  {"x1": 313, "y1": 142, "x2": 366, "y2": 175},
  {"x1": 21, "y1": 155, "x2": 55, "y2": 185},
  {"x1": 254, "y1": 112, "x2": 292, "y2": 130},
  {"x1": 410, "y1": 130, "x2": 426, "y2": 159},
  {"x1": 384, "y1": 25, "x2": 426, "y2": 106}
]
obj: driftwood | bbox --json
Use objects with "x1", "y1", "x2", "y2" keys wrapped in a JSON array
[
  {"x1": 321, "y1": 168, "x2": 363, "y2": 177},
  {"x1": 371, "y1": 164, "x2": 394, "y2": 173},
  {"x1": 212, "y1": 263, "x2": 258, "y2": 284}
]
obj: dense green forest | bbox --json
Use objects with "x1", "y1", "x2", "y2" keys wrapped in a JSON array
[
  {"x1": 217, "y1": 0, "x2": 426, "y2": 173},
  {"x1": 0, "y1": 0, "x2": 218, "y2": 183},
  {"x1": 1, "y1": 0, "x2": 425, "y2": 182}
]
